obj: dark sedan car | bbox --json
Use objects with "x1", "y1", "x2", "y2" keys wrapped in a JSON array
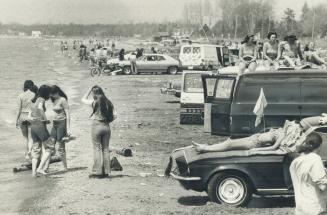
[{"x1": 166, "y1": 130, "x2": 327, "y2": 207}]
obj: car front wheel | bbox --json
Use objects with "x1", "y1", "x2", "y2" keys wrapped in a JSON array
[
  {"x1": 168, "y1": 66, "x2": 178, "y2": 75},
  {"x1": 207, "y1": 172, "x2": 253, "y2": 207},
  {"x1": 123, "y1": 66, "x2": 132, "y2": 75}
]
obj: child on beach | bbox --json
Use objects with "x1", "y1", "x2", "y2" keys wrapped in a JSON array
[{"x1": 82, "y1": 86, "x2": 116, "y2": 178}]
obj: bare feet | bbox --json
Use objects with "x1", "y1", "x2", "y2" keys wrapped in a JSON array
[{"x1": 36, "y1": 169, "x2": 48, "y2": 175}]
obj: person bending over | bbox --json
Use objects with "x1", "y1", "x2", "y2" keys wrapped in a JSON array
[{"x1": 193, "y1": 114, "x2": 327, "y2": 153}]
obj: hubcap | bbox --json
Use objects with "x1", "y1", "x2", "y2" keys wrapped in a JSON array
[
  {"x1": 170, "y1": 67, "x2": 177, "y2": 74},
  {"x1": 218, "y1": 178, "x2": 245, "y2": 204}
]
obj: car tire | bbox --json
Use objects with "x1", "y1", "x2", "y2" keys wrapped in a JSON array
[
  {"x1": 168, "y1": 66, "x2": 178, "y2": 75},
  {"x1": 207, "y1": 172, "x2": 253, "y2": 207},
  {"x1": 123, "y1": 66, "x2": 132, "y2": 75}
]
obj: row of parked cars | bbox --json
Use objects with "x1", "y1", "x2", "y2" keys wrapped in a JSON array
[
  {"x1": 163, "y1": 61, "x2": 327, "y2": 206},
  {"x1": 101, "y1": 44, "x2": 235, "y2": 75}
]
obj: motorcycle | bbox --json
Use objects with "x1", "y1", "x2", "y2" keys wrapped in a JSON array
[{"x1": 90, "y1": 59, "x2": 122, "y2": 77}]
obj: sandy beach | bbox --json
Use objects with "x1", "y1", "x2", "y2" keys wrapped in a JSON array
[{"x1": 0, "y1": 38, "x2": 294, "y2": 215}]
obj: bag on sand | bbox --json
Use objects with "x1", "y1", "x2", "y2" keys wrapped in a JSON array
[{"x1": 110, "y1": 156, "x2": 123, "y2": 171}]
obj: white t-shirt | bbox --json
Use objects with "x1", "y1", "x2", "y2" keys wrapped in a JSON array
[{"x1": 290, "y1": 152, "x2": 327, "y2": 215}]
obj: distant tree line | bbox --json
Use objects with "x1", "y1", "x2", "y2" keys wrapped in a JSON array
[
  {"x1": 1, "y1": 0, "x2": 327, "y2": 40},
  {"x1": 184, "y1": 0, "x2": 327, "y2": 40}
]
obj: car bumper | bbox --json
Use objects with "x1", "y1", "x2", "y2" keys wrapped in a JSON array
[{"x1": 170, "y1": 172, "x2": 201, "y2": 181}]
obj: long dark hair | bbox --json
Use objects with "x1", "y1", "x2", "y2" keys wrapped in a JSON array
[
  {"x1": 49, "y1": 85, "x2": 68, "y2": 102},
  {"x1": 32, "y1": 85, "x2": 50, "y2": 103},
  {"x1": 91, "y1": 86, "x2": 114, "y2": 122},
  {"x1": 23, "y1": 80, "x2": 34, "y2": 92}
]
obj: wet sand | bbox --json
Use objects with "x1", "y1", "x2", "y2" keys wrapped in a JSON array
[{"x1": 0, "y1": 38, "x2": 294, "y2": 215}]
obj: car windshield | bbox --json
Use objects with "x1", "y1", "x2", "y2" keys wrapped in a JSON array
[{"x1": 184, "y1": 73, "x2": 203, "y2": 93}]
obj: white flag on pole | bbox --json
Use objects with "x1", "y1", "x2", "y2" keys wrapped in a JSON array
[{"x1": 253, "y1": 88, "x2": 268, "y2": 127}]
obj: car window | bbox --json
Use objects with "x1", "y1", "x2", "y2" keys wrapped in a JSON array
[
  {"x1": 184, "y1": 73, "x2": 203, "y2": 93},
  {"x1": 206, "y1": 78, "x2": 217, "y2": 97},
  {"x1": 235, "y1": 76, "x2": 300, "y2": 103},
  {"x1": 215, "y1": 79, "x2": 234, "y2": 99},
  {"x1": 183, "y1": 47, "x2": 192, "y2": 54},
  {"x1": 156, "y1": 56, "x2": 165, "y2": 61},
  {"x1": 193, "y1": 47, "x2": 201, "y2": 54},
  {"x1": 146, "y1": 56, "x2": 155, "y2": 61}
]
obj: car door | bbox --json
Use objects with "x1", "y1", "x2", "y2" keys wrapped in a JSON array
[
  {"x1": 210, "y1": 76, "x2": 236, "y2": 136},
  {"x1": 137, "y1": 55, "x2": 157, "y2": 73},
  {"x1": 202, "y1": 74, "x2": 218, "y2": 133},
  {"x1": 156, "y1": 55, "x2": 168, "y2": 72}
]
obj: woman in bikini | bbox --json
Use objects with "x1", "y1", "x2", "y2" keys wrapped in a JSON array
[
  {"x1": 16, "y1": 80, "x2": 38, "y2": 159},
  {"x1": 193, "y1": 114, "x2": 327, "y2": 153},
  {"x1": 263, "y1": 32, "x2": 279, "y2": 68},
  {"x1": 239, "y1": 34, "x2": 257, "y2": 73}
]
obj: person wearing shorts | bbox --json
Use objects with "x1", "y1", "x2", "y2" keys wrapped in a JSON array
[
  {"x1": 16, "y1": 80, "x2": 37, "y2": 159},
  {"x1": 30, "y1": 85, "x2": 55, "y2": 177}
]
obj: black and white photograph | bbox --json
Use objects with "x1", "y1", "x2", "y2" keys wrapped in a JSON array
[{"x1": 1, "y1": 0, "x2": 327, "y2": 214}]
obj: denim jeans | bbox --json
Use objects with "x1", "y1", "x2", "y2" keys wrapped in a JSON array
[{"x1": 91, "y1": 120, "x2": 111, "y2": 175}]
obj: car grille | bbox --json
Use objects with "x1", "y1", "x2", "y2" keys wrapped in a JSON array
[{"x1": 175, "y1": 156, "x2": 189, "y2": 176}]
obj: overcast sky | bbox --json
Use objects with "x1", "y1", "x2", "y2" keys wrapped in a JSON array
[{"x1": 0, "y1": 0, "x2": 325, "y2": 24}]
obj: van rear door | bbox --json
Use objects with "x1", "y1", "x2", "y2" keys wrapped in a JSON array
[
  {"x1": 202, "y1": 74, "x2": 218, "y2": 132},
  {"x1": 210, "y1": 76, "x2": 236, "y2": 135}
]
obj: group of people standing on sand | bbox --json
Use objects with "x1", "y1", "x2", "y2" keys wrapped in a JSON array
[
  {"x1": 238, "y1": 31, "x2": 327, "y2": 73},
  {"x1": 16, "y1": 80, "x2": 115, "y2": 178}
]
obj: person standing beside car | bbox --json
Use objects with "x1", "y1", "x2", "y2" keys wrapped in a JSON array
[{"x1": 290, "y1": 132, "x2": 327, "y2": 215}]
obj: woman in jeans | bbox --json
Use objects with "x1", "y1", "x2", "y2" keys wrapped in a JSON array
[
  {"x1": 29, "y1": 85, "x2": 55, "y2": 177},
  {"x1": 45, "y1": 85, "x2": 70, "y2": 171},
  {"x1": 82, "y1": 86, "x2": 115, "y2": 178},
  {"x1": 16, "y1": 80, "x2": 38, "y2": 159}
]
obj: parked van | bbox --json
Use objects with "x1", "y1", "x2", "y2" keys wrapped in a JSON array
[
  {"x1": 179, "y1": 45, "x2": 230, "y2": 70},
  {"x1": 202, "y1": 69, "x2": 327, "y2": 137},
  {"x1": 180, "y1": 70, "x2": 216, "y2": 124}
]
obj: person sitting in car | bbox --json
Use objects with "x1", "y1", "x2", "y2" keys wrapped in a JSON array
[{"x1": 193, "y1": 114, "x2": 327, "y2": 153}]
